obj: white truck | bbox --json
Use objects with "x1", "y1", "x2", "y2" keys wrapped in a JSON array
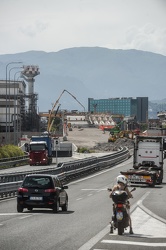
[{"x1": 121, "y1": 135, "x2": 164, "y2": 187}]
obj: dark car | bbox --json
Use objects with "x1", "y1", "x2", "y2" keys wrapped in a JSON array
[{"x1": 17, "y1": 174, "x2": 68, "y2": 213}]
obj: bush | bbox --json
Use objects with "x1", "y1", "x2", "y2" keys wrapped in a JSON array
[
  {"x1": 77, "y1": 147, "x2": 90, "y2": 153},
  {"x1": 0, "y1": 145, "x2": 24, "y2": 159}
]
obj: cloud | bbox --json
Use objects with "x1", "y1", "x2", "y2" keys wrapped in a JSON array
[
  {"x1": 19, "y1": 21, "x2": 49, "y2": 38},
  {"x1": 122, "y1": 23, "x2": 166, "y2": 55}
]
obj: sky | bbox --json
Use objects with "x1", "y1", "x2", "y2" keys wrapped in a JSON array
[{"x1": 0, "y1": 0, "x2": 166, "y2": 56}]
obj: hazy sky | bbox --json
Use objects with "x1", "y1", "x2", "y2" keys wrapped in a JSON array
[{"x1": 0, "y1": 0, "x2": 166, "y2": 56}]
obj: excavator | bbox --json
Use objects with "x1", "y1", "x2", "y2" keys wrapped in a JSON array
[
  {"x1": 107, "y1": 119, "x2": 140, "y2": 142},
  {"x1": 47, "y1": 89, "x2": 85, "y2": 133}
]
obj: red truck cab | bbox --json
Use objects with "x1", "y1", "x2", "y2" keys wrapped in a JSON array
[{"x1": 29, "y1": 141, "x2": 49, "y2": 166}]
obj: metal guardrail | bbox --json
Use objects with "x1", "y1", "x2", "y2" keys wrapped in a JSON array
[
  {"x1": 0, "y1": 147, "x2": 130, "y2": 199},
  {"x1": 0, "y1": 155, "x2": 29, "y2": 168}
]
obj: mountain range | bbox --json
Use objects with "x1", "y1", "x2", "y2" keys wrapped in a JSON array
[{"x1": 0, "y1": 47, "x2": 166, "y2": 118}]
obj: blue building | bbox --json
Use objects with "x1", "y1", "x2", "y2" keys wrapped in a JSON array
[{"x1": 88, "y1": 97, "x2": 148, "y2": 123}]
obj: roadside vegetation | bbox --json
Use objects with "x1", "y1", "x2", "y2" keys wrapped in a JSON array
[
  {"x1": 77, "y1": 147, "x2": 95, "y2": 153},
  {"x1": 0, "y1": 144, "x2": 24, "y2": 159},
  {"x1": 0, "y1": 145, "x2": 27, "y2": 170}
]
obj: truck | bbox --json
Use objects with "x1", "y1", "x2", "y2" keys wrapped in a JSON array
[
  {"x1": 29, "y1": 135, "x2": 53, "y2": 166},
  {"x1": 121, "y1": 135, "x2": 164, "y2": 187}
]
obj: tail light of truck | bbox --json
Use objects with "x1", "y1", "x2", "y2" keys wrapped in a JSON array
[
  {"x1": 18, "y1": 187, "x2": 28, "y2": 193},
  {"x1": 44, "y1": 189, "x2": 56, "y2": 193}
]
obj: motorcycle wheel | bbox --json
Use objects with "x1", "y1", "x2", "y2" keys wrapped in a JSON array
[{"x1": 118, "y1": 222, "x2": 124, "y2": 235}]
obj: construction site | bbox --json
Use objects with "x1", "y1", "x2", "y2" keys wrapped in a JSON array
[{"x1": 1, "y1": 63, "x2": 166, "y2": 147}]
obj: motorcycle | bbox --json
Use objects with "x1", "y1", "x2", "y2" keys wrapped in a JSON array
[{"x1": 108, "y1": 187, "x2": 136, "y2": 235}]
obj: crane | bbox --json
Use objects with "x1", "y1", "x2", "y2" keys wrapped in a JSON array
[{"x1": 47, "y1": 89, "x2": 85, "y2": 132}]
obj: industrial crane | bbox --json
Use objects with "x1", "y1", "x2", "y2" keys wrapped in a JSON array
[{"x1": 47, "y1": 89, "x2": 85, "y2": 132}]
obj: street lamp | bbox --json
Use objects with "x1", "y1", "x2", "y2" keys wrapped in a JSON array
[
  {"x1": 13, "y1": 71, "x2": 22, "y2": 145},
  {"x1": 8, "y1": 66, "x2": 23, "y2": 144},
  {"x1": 5, "y1": 62, "x2": 22, "y2": 144}
]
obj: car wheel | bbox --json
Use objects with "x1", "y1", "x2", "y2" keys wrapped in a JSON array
[
  {"x1": 17, "y1": 204, "x2": 23, "y2": 213},
  {"x1": 62, "y1": 199, "x2": 68, "y2": 212},
  {"x1": 53, "y1": 200, "x2": 59, "y2": 213}
]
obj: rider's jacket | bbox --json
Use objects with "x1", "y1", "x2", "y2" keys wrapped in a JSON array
[{"x1": 109, "y1": 183, "x2": 133, "y2": 199}]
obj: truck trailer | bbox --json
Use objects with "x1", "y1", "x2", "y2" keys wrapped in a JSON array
[{"x1": 121, "y1": 135, "x2": 164, "y2": 187}]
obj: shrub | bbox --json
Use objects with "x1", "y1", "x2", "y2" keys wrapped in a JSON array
[
  {"x1": 77, "y1": 147, "x2": 90, "y2": 153},
  {"x1": 0, "y1": 145, "x2": 24, "y2": 159}
]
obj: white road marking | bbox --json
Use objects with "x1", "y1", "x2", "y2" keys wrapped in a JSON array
[
  {"x1": 0, "y1": 213, "x2": 21, "y2": 216},
  {"x1": 87, "y1": 194, "x2": 93, "y2": 196},
  {"x1": 82, "y1": 189, "x2": 107, "y2": 191},
  {"x1": 76, "y1": 198, "x2": 83, "y2": 201},
  {"x1": 78, "y1": 225, "x2": 110, "y2": 250},
  {"x1": 101, "y1": 240, "x2": 166, "y2": 247},
  {"x1": 19, "y1": 215, "x2": 33, "y2": 219}
]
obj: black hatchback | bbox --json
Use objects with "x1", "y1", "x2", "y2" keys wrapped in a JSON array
[{"x1": 17, "y1": 174, "x2": 68, "y2": 213}]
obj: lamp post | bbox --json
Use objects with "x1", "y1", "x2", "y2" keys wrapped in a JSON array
[
  {"x1": 5, "y1": 62, "x2": 22, "y2": 144},
  {"x1": 13, "y1": 71, "x2": 22, "y2": 145},
  {"x1": 8, "y1": 66, "x2": 23, "y2": 144}
]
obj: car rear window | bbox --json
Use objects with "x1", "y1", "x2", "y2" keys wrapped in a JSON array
[{"x1": 23, "y1": 176, "x2": 53, "y2": 189}]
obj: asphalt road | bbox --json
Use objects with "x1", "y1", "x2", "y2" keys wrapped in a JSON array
[{"x1": 0, "y1": 157, "x2": 166, "y2": 250}]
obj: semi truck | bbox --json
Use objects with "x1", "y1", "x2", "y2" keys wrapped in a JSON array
[
  {"x1": 121, "y1": 135, "x2": 164, "y2": 187},
  {"x1": 29, "y1": 135, "x2": 53, "y2": 166}
]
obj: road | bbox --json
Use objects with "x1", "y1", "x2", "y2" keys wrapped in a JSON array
[{"x1": 0, "y1": 156, "x2": 166, "y2": 250}]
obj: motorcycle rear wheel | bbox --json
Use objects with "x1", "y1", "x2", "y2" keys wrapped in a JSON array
[{"x1": 118, "y1": 222, "x2": 124, "y2": 235}]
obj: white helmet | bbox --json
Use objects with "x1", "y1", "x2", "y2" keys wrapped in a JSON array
[{"x1": 117, "y1": 174, "x2": 128, "y2": 185}]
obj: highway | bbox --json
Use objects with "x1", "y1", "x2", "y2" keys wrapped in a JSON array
[{"x1": 0, "y1": 157, "x2": 166, "y2": 250}]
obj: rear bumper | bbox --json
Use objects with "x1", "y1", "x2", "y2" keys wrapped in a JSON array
[{"x1": 17, "y1": 199, "x2": 55, "y2": 208}]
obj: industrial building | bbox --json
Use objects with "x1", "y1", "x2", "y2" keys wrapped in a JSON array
[
  {"x1": 88, "y1": 97, "x2": 148, "y2": 123},
  {"x1": 0, "y1": 65, "x2": 40, "y2": 144}
]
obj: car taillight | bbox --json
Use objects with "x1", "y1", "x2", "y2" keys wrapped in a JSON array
[
  {"x1": 18, "y1": 187, "x2": 28, "y2": 193},
  {"x1": 44, "y1": 189, "x2": 56, "y2": 193}
]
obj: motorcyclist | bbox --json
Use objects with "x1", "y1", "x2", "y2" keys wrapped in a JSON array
[{"x1": 109, "y1": 174, "x2": 134, "y2": 234}]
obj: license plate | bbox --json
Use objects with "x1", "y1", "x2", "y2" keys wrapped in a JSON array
[
  {"x1": 30, "y1": 196, "x2": 43, "y2": 201},
  {"x1": 116, "y1": 211, "x2": 123, "y2": 221},
  {"x1": 129, "y1": 175, "x2": 144, "y2": 182}
]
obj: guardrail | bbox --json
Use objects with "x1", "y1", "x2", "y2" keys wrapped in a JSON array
[
  {"x1": 0, "y1": 155, "x2": 29, "y2": 168},
  {"x1": 0, "y1": 147, "x2": 130, "y2": 199}
]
